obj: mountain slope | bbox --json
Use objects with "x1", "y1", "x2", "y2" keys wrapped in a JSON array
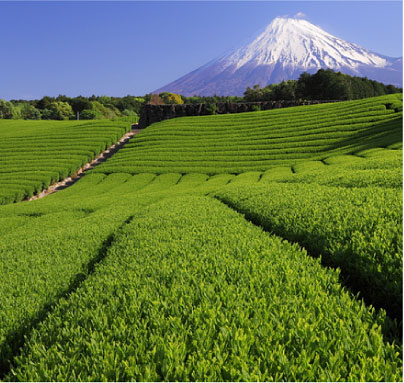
[{"x1": 155, "y1": 17, "x2": 402, "y2": 96}]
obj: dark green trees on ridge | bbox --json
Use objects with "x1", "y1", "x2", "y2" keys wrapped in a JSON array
[{"x1": 244, "y1": 69, "x2": 402, "y2": 102}]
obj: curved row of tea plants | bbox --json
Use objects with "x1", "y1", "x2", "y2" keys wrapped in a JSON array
[
  {"x1": 93, "y1": 94, "x2": 402, "y2": 174},
  {"x1": 6, "y1": 196, "x2": 402, "y2": 382},
  {"x1": 0, "y1": 151, "x2": 401, "y2": 376},
  {"x1": 214, "y1": 179, "x2": 402, "y2": 319},
  {"x1": 259, "y1": 148, "x2": 403, "y2": 188},
  {"x1": 0, "y1": 171, "x2": 237, "y2": 375},
  {"x1": 0, "y1": 120, "x2": 130, "y2": 204},
  {"x1": 0, "y1": 165, "x2": 402, "y2": 380},
  {"x1": 0, "y1": 96, "x2": 402, "y2": 381}
]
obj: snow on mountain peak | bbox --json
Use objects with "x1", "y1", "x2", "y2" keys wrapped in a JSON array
[
  {"x1": 223, "y1": 16, "x2": 388, "y2": 71},
  {"x1": 154, "y1": 16, "x2": 402, "y2": 96}
]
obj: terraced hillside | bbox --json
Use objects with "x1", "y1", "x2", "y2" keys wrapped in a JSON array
[
  {"x1": 93, "y1": 94, "x2": 402, "y2": 174},
  {"x1": 0, "y1": 95, "x2": 402, "y2": 381},
  {"x1": 0, "y1": 120, "x2": 130, "y2": 204}
]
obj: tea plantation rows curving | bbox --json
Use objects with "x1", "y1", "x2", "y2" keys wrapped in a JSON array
[
  {"x1": 0, "y1": 120, "x2": 130, "y2": 204},
  {"x1": 0, "y1": 171, "x2": 401, "y2": 381},
  {"x1": 0, "y1": 95, "x2": 402, "y2": 381},
  {"x1": 215, "y1": 178, "x2": 402, "y2": 319},
  {"x1": 93, "y1": 94, "x2": 402, "y2": 174},
  {"x1": 5, "y1": 196, "x2": 401, "y2": 381},
  {"x1": 212, "y1": 148, "x2": 403, "y2": 320}
]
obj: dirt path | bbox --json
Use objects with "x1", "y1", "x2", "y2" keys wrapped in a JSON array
[{"x1": 28, "y1": 128, "x2": 141, "y2": 201}]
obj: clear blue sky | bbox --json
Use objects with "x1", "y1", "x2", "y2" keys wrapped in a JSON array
[{"x1": 1, "y1": 1, "x2": 402, "y2": 100}]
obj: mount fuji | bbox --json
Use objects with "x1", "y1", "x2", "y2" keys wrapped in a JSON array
[{"x1": 155, "y1": 17, "x2": 402, "y2": 96}]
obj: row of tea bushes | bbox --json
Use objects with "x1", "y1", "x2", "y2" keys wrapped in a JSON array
[
  {"x1": 93, "y1": 94, "x2": 402, "y2": 174},
  {"x1": 7, "y1": 196, "x2": 402, "y2": 381},
  {"x1": 0, "y1": 120, "x2": 130, "y2": 204},
  {"x1": 0, "y1": 171, "x2": 234, "y2": 375},
  {"x1": 215, "y1": 182, "x2": 402, "y2": 319}
]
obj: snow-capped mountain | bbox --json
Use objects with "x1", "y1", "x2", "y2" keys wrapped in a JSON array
[{"x1": 155, "y1": 17, "x2": 402, "y2": 96}]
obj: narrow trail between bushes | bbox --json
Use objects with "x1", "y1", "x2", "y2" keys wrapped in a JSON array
[{"x1": 28, "y1": 128, "x2": 141, "y2": 201}]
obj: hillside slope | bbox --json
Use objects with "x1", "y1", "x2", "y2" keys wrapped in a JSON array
[
  {"x1": 0, "y1": 120, "x2": 130, "y2": 204},
  {"x1": 93, "y1": 94, "x2": 403, "y2": 175},
  {"x1": 0, "y1": 96, "x2": 402, "y2": 380}
]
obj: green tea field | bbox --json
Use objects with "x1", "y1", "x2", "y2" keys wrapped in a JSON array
[
  {"x1": 93, "y1": 94, "x2": 402, "y2": 174},
  {"x1": 0, "y1": 120, "x2": 130, "y2": 204},
  {"x1": 0, "y1": 94, "x2": 402, "y2": 381}
]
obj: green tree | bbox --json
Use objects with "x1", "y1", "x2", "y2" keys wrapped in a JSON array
[
  {"x1": 55, "y1": 94, "x2": 71, "y2": 103},
  {"x1": 272, "y1": 80, "x2": 297, "y2": 100},
  {"x1": 35, "y1": 96, "x2": 55, "y2": 110},
  {"x1": 295, "y1": 72, "x2": 311, "y2": 100},
  {"x1": 115, "y1": 96, "x2": 144, "y2": 115},
  {"x1": 80, "y1": 109, "x2": 102, "y2": 120},
  {"x1": 21, "y1": 104, "x2": 41, "y2": 120},
  {"x1": 97, "y1": 96, "x2": 112, "y2": 105},
  {"x1": 91, "y1": 101, "x2": 120, "y2": 119},
  {"x1": 244, "y1": 84, "x2": 268, "y2": 102},
  {"x1": 0, "y1": 100, "x2": 15, "y2": 119},
  {"x1": 371, "y1": 80, "x2": 386, "y2": 96},
  {"x1": 386, "y1": 85, "x2": 398, "y2": 94},
  {"x1": 47, "y1": 102, "x2": 74, "y2": 120},
  {"x1": 122, "y1": 109, "x2": 138, "y2": 118},
  {"x1": 70, "y1": 97, "x2": 92, "y2": 114},
  {"x1": 296, "y1": 69, "x2": 351, "y2": 100}
]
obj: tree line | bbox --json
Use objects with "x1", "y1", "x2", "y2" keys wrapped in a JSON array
[
  {"x1": 243, "y1": 69, "x2": 402, "y2": 102},
  {"x1": 0, "y1": 69, "x2": 401, "y2": 120},
  {"x1": 0, "y1": 95, "x2": 145, "y2": 121}
]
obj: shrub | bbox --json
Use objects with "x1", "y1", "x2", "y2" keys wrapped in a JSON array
[
  {"x1": 0, "y1": 100, "x2": 15, "y2": 119},
  {"x1": 46, "y1": 102, "x2": 74, "y2": 120},
  {"x1": 205, "y1": 103, "x2": 217, "y2": 115},
  {"x1": 159, "y1": 92, "x2": 184, "y2": 104},
  {"x1": 21, "y1": 105, "x2": 41, "y2": 120},
  {"x1": 80, "y1": 109, "x2": 102, "y2": 120}
]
